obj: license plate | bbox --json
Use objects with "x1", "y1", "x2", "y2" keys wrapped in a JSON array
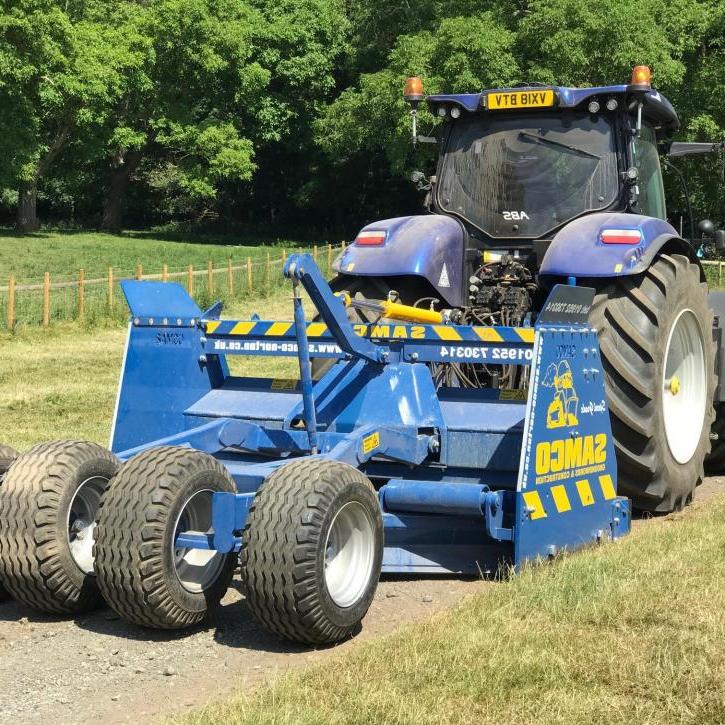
[{"x1": 487, "y1": 90, "x2": 555, "y2": 110}]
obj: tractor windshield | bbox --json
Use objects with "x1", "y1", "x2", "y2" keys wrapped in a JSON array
[{"x1": 437, "y1": 112, "x2": 619, "y2": 239}]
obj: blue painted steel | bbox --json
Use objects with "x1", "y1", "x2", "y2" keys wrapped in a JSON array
[
  {"x1": 382, "y1": 480, "x2": 490, "y2": 518},
  {"x1": 332, "y1": 215, "x2": 466, "y2": 307},
  {"x1": 292, "y1": 292, "x2": 319, "y2": 452},
  {"x1": 426, "y1": 86, "x2": 679, "y2": 132},
  {"x1": 112, "y1": 256, "x2": 630, "y2": 578},
  {"x1": 539, "y1": 212, "x2": 693, "y2": 278},
  {"x1": 513, "y1": 325, "x2": 628, "y2": 567}
]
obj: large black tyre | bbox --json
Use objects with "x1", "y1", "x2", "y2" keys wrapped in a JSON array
[
  {"x1": 0, "y1": 443, "x2": 18, "y2": 602},
  {"x1": 588, "y1": 253, "x2": 715, "y2": 512},
  {"x1": 0, "y1": 440, "x2": 120, "y2": 613},
  {"x1": 706, "y1": 404, "x2": 725, "y2": 473},
  {"x1": 0, "y1": 444, "x2": 18, "y2": 480},
  {"x1": 241, "y1": 459, "x2": 383, "y2": 645},
  {"x1": 95, "y1": 446, "x2": 237, "y2": 629},
  {"x1": 311, "y1": 276, "x2": 395, "y2": 379}
]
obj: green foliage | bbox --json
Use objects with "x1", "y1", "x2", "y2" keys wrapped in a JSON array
[{"x1": 0, "y1": 0, "x2": 724, "y2": 232}]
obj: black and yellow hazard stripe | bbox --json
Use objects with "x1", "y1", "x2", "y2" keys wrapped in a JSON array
[
  {"x1": 203, "y1": 319, "x2": 535, "y2": 344},
  {"x1": 521, "y1": 474, "x2": 617, "y2": 520}
]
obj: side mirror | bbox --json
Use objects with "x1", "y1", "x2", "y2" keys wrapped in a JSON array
[
  {"x1": 698, "y1": 219, "x2": 715, "y2": 236},
  {"x1": 715, "y1": 230, "x2": 725, "y2": 252}
]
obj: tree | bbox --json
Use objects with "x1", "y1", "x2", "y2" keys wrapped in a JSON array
[{"x1": 0, "y1": 1, "x2": 146, "y2": 231}]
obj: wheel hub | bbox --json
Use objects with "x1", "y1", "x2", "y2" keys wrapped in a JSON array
[
  {"x1": 173, "y1": 490, "x2": 225, "y2": 594},
  {"x1": 324, "y1": 501, "x2": 375, "y2": 608},
  {"x1": 662, "y1": 309, "x2": 707, "y2": 465},
  {"x1": 67, "y1": 476, "x2": 108, "y2": 575}
]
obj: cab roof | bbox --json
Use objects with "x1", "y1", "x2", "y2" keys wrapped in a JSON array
[{"x1": 426, "y1": 85, "x2": 679, "y2": 134}]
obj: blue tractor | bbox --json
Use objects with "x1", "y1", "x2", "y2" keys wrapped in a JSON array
[
  {"x1": 328, "y1": 65, "x2": 725, "y2": 514},
  {"x1": 0, "y1": 67, "x2": 720, "y2": 643}
]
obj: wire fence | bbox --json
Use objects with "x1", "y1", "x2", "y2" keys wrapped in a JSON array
[
  {"x1": 3, "y1": 247, "x2": 721, "y2": 332},
  {"x1": 0, "y1": 242, "x2": 345, "y2": 331}
]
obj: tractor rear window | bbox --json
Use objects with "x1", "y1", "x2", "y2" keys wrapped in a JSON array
[{"x1": 437, "y1": 112, "x2": 619, "y2": 239}]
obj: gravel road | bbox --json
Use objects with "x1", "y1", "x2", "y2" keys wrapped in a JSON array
[{"x1": 1, "y1": 477, "x2": 722, "y2": 724}]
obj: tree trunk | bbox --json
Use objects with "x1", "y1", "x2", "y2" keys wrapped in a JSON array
[
  {"x1": 17, "y1": 183, "x2": 39, "y2": 233},
  {"x1": 101, "y1": 150, "x2": 143, "y2": 233}
]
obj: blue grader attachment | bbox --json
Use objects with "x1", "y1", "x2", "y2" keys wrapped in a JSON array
[
  {"x1": 0, "y1": 252, "x2": 630, "y2": 644},
  {"x1": 112, "y1": 253, "x2": 629, "y2": 578}
]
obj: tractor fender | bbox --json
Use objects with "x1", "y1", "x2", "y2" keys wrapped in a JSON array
[
  {"x1": 333, "y1": 215, "x2": 466, "y2": 306},
  {"x1": 539, "y1": 212, "x2": 701, "y2": 280}
]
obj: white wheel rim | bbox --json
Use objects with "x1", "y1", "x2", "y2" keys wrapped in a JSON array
[
  {"x1": 67, "y1": 476, "x2": 108, "y2": 575},
  {"x1": 173, "y1": 490, "x2": 225, "y2": 594},
  {"x1": 324, "y1": 501, "x2": 375, "y2": 608},
  {"x1": 662, "y1": 309, "x2": 707, "y2": 464}
]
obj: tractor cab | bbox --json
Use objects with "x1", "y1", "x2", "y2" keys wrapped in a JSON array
[
  {"x1": 333, "y1": 67, "x2": 693, "y2": 311},
  {"x1": 426, "y1": 71, "x2": 678, "y2": 250}
]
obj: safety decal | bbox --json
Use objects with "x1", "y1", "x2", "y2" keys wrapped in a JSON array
[{"x1": 362, "y1": 431, "x2": 381, "y2": 455}]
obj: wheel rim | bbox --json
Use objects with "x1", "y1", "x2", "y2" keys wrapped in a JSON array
[
  {"x1": 324, "y1": 501, "x2": 375, "y2": 608},
  {"x1": 173, "y1": 490, "x2": 225, "y2": 594},
  {"x1": 662, "y1": 309, "x2": 707, "y2": 464},
  {"x1": 67, "y1": 476, "x2": 108, "y2": 575}
]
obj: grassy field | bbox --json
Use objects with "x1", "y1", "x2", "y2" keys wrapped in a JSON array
[
  {"x1": 0, "y1": 229, "x2": 304, "y2": 282},
  {"x1": 182, "y1": 493, "x2": 725, "y2": 725},
  {"x1": 0, "y1": 292, "x2": 304, "y2": 451}
]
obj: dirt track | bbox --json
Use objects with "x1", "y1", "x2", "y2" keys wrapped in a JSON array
[{"x1": 1, "y1": 478, "x2": 723, "y2": 724}]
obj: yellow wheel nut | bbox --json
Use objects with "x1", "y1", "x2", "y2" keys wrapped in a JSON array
[{"x1": 669, "y1": 375, "x2": 680, "y2": 396}]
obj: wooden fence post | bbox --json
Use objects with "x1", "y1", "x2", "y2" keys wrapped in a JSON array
[
  {"x1": 720, "y1": 261, "x2": 723, "y2": 286},
  {"x1": 207, "y1": 260, "x2": 214, "y2": 295},
  {"x1": 327, "y1": 243, "x2": 332, "y2": 272},
  {"x1": 162, "y1": 264, "x2": 168, "y2": 282},
  {"x1": 227, "y1": 259, "x2": 234, "y2": 297},
  {"x1": 78, "y1": 269, "x2": 85, "y2": 319},
  {"x1": 313, "y1": 244, "x2": 318, "y2": 262},
  {"x1": 266, "y1": 252, "x2": 271, "y2": 290},
  {"x1": 7, "y1": 275, "x2": 15, "y2": 331},
  {"x1": 188, "y1": 265, "x2": 194, "y2": 296},
  {"x1": 43, "y1": 272, "x2": 50, "y2": 327},
  {"x1": 108, "y1": 267, "x2": 114, "y2": 310},
  {"x1": 136, "y1": 263, "x2": 143, "y2": 280},
  {"x1": 247, "y1": 257, "x2": 253, "y2": 293}
]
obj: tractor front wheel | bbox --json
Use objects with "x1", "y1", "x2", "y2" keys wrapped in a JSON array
[
  {"x1": 241, "y1": 459, "x2": 383, "y2": 644},
  {"x1": 588, "y1": 253, "x2": 715, "y2": 512}
]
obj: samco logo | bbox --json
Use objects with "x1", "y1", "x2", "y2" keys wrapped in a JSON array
[
  {"x1": 353, "y1": 323, "x2": 425, "y2": 339},
  {"x1": 543, "y1": 360, "x2": 579, "y2": 429},
  {"x1": 535, "y1": 434, "x2": 607, "y2": 477}
]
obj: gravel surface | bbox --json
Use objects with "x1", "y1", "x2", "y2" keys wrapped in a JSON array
[{"x1": 0, "y1": 477, "x2": 722, "y2": 724}]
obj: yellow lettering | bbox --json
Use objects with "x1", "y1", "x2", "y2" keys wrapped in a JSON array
[
  {"x1": 536, "y1": 442, "x2": 550, "y2": 476},
  {"x1": 582, "y1": 436, "x2": 594, "y2": 466},
  {"x1": 564, "y1": 437, "x2": 583, "y2": 469},
  {"x1": 353, "y1": 324, "x2": 367, "y2": 337},
  {"x1": 550, "y1": 439, "x2": 564, "y2": 472},
  {"x1": 370, "y1": 324, "x2": 390, "y2": 338},
  {"x1": 594, "y1": 433, "x2": 607, "y2": 463},
  {"x1": 411, "y1": 325, "x2": 425, "y2": 339},
  {"x1": 392, "y1": 325, "x2": 407, "y2": 339}
]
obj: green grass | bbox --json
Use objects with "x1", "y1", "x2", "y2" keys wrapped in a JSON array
[
  {"x1": 0, "y1": 229, "x2": 305, "y2": 283},
  {"x1": 0, "y1": 290, "x2": 305, "y2": 451},
  {"x1": 182, "y1": 494, "x2": 725, "y2": 725},
  {"x1": 0, "y1": 229, "x2": 338, "y2": 331}
]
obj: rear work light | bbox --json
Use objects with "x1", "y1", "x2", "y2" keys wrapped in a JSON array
[
  {"x1": 600, "y1": 229, "x2": 643, "y2": 245},
  {"x1": 355, "y1": 230, "x2": 387, "y2": 246}
]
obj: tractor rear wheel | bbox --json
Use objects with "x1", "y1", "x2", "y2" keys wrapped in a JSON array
[
  {"x1": 311, "y1": 276, "x2": 394, "y2": 379},
  {"x1": 0, "y1": 440, "x2": 119, "y2": 613},
  {"x1": 241, "y1": 459, "x2": 383, "y2": 644},
  {"x1": 588, "y1": 253, "x2": 715, "y2": 512},
  {"x1": 0, "y1": 443, "x2": 18, "y2": 602},
  {"x1": 95, "y1": 446, "x2": 237, "y2": 629}
]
